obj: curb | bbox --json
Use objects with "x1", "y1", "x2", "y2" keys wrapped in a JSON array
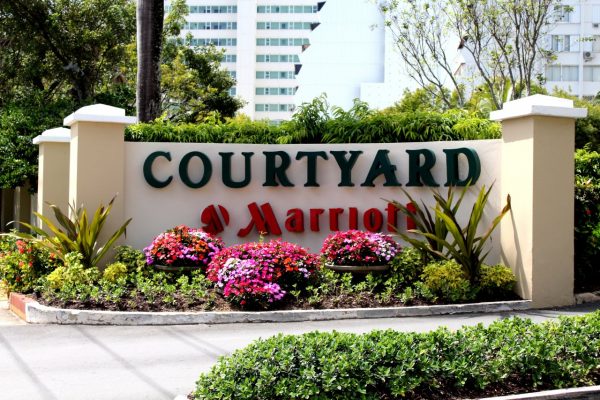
[
  {"x1": 174, "y1": 385, "x2": 600, "y2": 400},
  {"x1": 478, "y1": 385, "x2": 600, "y2": 399},
  {"x1": 9, "y1": 293, "x2": 34, "y2": 321},
  {"x1": 18, "y1": 298, "x2": 531, "y2": 325}
]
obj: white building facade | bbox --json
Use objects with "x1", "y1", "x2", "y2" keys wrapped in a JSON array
[
  {"x1": 168, "y1": 0, "x2": 408, "y2": 120},
  {"x1": 545, "y1": 0, "x2": 600, "y2": 98}
]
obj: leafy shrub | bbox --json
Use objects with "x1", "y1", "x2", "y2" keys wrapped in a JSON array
[
  {"x1": 44, "y1": 253, "x2": 100, "y2": 300},
  {"x1": 12, "y1": 197, "x2": 131, "y2": 269},
  {"x1": 102, "y1": 262, "x2": 128, "y2": 283},
  {"x1": 193, "y1": 311, "x2": 600, "y2": 399},
  {"x1": 207, "y1": 240, "x2": 319, "y2": 308},
  {"x1": 113, "y1": 245, "x2": 148, "y2": 274},
  {"x1": 320, "y1": 230, "x2": 400, "y2": 266},
  {"x1": 0, "y1": 236, "x2": 59, "y2": 293},
  {"x1": 125, "y1": 106, "x2": 501, "y2": 144},
  {"x1": 574, "y1": 149, "x2": 600, "y2": 292},
  {"x1": 144, "y1": 225, "x2": 224, "y2": 271},
  {"x1": 392, "y1": 184, "x2": 510, "y2": 284},
  {"x1": 421, "y1": 260, "x2": 474, "y2": 303},
  {"x1": 479, "y1": 264, "x2": 516, "y2": 300},
  {"x1": 389, "y1": 246, "x2": 427, "y2": 285}
]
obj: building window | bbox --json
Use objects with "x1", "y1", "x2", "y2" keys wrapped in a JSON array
[
  {"x1": 546, "y1": 65, "x2": 579, "y2": 81},
  {"x1": 229, "y1": 71, "x2": 236, "y2": 78},
  {"x1": 189, "y1": 5, "x2": 237, "y2": 13},
  {"x1": 256, "y1": 21, "x2": 313, "y2": 29},
  {"x1": 222, "y1": 54, "x2": 237, "y2": 62},
  {"x1": 255, "y1": 87, "x2": 296, "y2": 95},
  {"x1": 256, "y1": 71, "x2": 295, "y2": 79},
  {"x1": 593, "y1": 36, "x2": 600, "y2": 53},
  {"x1": 256, "y1": 54, "x2": 301, "y2": 62},
  {"x1": 228, "y1": 87, "x2": 237, "y2": 96},
  {"x1": 190, "y1": 38, "x2": 237, "y2": 46},
  {"x1": 256, "y1": 38, "x2": 310, "y2": 46},
  {"x1": 257, "y1": 5, "x2": 317, "y2": 13},
  {"x1": 255, "y1": 104, "x2": 295, "y2": 112},
  {"x1": 551, "y1": 35, "x2": 578, "y2": 52},
  {"x1": 185, "y1": 22, "x2": 237, "y2": 30},
  {"x1": 556, "y1": 5, "x2": 573, "y2": 22},
  {"x1": 584, "y1": 66, "x2": 600, "y2": 81}
]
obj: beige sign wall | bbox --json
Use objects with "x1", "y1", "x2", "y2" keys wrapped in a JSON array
[{"x1": 124, "y1": 141, "x2": 502, "y2": 253}]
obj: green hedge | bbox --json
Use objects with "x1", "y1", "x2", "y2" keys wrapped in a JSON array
[
  {"x1": 575, "y1": 149, "x2": 600, "y2": 292},
  {"x1": 193, "y1": 311, "x2": 600, "y2": 399},
  {"x1": 124, "y1": 110, "x2": 501, "y2": 144}
]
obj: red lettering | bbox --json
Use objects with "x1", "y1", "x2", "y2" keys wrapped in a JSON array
[
  {"x1": 363, "y1": 208, "x2": 383, "y2": 232},
  {"x1": 406, "y1": 202, "x2": 417, "y2": 230},
  {"x1": 285, "y1": 208, "x2": 304, "y2": 232},
  {"x1": 386, "y1": 203, "x2": 399, "y2": 232},
  {"x1": 238, "y1": 202, "x2": 282, "y2": 237},
  {"x1": 328, "y1": 208, "x2": 344, "y2": 231},
  {"x1": 201, "y1": 205, "x2": 229, "y2": 234},
  {"x1": 309, "y1": 208, "x2": 325, "y2": 231},
  {"x1": 349, "y1": 207, "x2": 358, "y2": 229}
]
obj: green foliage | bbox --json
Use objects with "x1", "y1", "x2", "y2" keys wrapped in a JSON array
[
  {"x1": 193, "y1": 311, "x2": 600, "y2": 399},
  {"x1": 102, "y1": 262, "x2": 128, "y2": 283},
  {"x1": 478, "y1": 264, "x2": 516, "y2": 301},
  {"x1": 387, "y1": 247, "x2": 426, "y2": 286},
  {"x1": 421, "y1": 260, "x2": 474, "y2": 303},
  {"x1": 0, "y1": 0, "x2": 136, "y2": 105},
  {"x1": 574, "y1": 149, "x2": 600, "y2": 291},
  {"x1": 0, "y1": 236, "x2": 59, "y2": 293},
  {"x1": 113, "y1": 245, "x2": 150, "y2": 275},
  {"x1": 45, "y1": 252, "x2": 100, "y2": 299},
  {"x1": 126, "y1": 106, "x2": 501, "y2": 144},
  {"x1": 394, "y1": 185, "x2": 511, "y2": 284},
  {"x1": 12, "y1": 197, "x2": 131, "y2": 269}
]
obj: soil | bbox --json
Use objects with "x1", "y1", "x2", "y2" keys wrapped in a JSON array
[{"x1": 34, "y1": 286, "x2": 521, "y2": 313}]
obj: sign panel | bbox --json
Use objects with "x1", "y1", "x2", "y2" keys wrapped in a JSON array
[{"x1": 124, "y1": 141, "x2": 502, "y2": 255}]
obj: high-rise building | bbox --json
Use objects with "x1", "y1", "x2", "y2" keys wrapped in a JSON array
[
  {"x1": 167, "y1": 0, "x2": 408, "y2": 120},
  {"x1": 545, "y1": 0, "x2": 600, "y2": 98}
]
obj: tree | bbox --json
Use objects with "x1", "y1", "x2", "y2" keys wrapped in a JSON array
[
  {"x1": 136, "y1": 0, "x2": 164, "y2": 122},
  {"x1": 381, "y1": 0, "x2": 561, "y2": 110},
  {"x1": 0, "y1": 0, "x2": 136, "y2": 106}
]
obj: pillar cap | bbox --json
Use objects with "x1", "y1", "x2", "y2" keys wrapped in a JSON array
[
  {"x1": 63, "y1": 104, "x2": 137, "y2": 127},
  {"x1": 490, "y1": 94, "x2": 587, "y2": 121},
  {"x1": 33, "y1": 127, "x2": 71, "y2": 145}
]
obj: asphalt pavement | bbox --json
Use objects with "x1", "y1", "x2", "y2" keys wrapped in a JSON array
[{"x1": 0, "y1": 303, "x2": 599, "y2": 400}]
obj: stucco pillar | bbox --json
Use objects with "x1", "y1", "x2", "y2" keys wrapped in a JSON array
[
  {"x1": 63, "y1": 105, "x2": 136, "y2": 260},
  {"x1": 491, "y1": 95, "x2": 587, "y2": 307},
  {"x1": 33, "y1": 128, "x2": 71, "y2": 230}
]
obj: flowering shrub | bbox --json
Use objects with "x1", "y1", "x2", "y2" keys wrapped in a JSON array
[
  {"x1": 321, "y1": 230, "x2": 400, "y2": 266},
  {"x1": 207, "y1": 240, "x2": 319, "y2": 307},
  {"x1": 144, "y1": 225, "x2": 224, "y2": 270},
  {"x1": 0, "y1": 236, "x2": 58, "y2": 293}
]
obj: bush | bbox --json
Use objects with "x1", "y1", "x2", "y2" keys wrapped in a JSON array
[
  {"x1": 102, "y1": 262, "x2": 128, "y2": 283},
  {"x1": 574, "y1": 149, "x2": 600, "y2": 292},
  {"x1": 0, "y1": 236, "x2": 58, "y2": 293},
  {"x1": 193, "y1": 311, "x2": 600, "y2": 399},
  {"x1": 124, "y1": 108, "x2": 501, "y2": 144},
  {"x1": 44, "y1": 252, "x2": 100, "y2": 300},
  {"x1": 479, "y1": 264, "x2": 516, "y2": 300},
  {"x1": 113, "y1": 245, "x2": 149, "y2": 275},
  {"x1": 320, "y1": 230, "x2": 400, "y2": 266},
  {"x1": 207, "y1": 240, "x2": 319, "y2": 308},
  {"x1": 144, "y1": 225, "x2": 224, "y2": 271},
  {"x1": 421, "y1": 260, "x2": 474, "y2": 303}
]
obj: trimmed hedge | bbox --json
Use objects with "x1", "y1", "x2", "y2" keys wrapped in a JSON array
[
  {"x1": 124, "y1": 110, "x2": 501, "y2": 144},
  {"x1": 193, "y1": 311, "x2": 600, "y2": 399}
]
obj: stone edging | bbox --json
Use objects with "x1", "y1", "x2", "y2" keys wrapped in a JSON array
[
  {"x1": 19, "y1": 298, "x2": 531, "y2": 325},
  {"x1": 174, "y1": 385, "x2": 600, "y2": 400},
  {"x1": 479, "y1": 385, "x2": 600, "y2": 399}
]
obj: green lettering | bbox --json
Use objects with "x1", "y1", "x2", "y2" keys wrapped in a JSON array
[
  {"x1": 143, "y1": 151, "x2": 173, "y2": 189},
  {"x1": 361, "y1": 150, "x2": 401, "y2": 187},
  {"x1": 444, "y1": 148, "x2": 481, "y2": 186},
  {"x1": 220, "y1": 152, "x2": 254, "y2": 188},
  {"x1": 406, "y1": 149, "x2": 439, "y2": 187},
  {"x1": 179, "y1": 151, "x2": 212, "y2": 189},
  {"x1": 330, "y1": 150, "x2": 362, "y2": 187},
  {"x1": 263, "y1": 151, "x2": 294, "y2": 187},
  {"x1": 296, "y1": 151, "x2": 328, "y2": 187}
]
